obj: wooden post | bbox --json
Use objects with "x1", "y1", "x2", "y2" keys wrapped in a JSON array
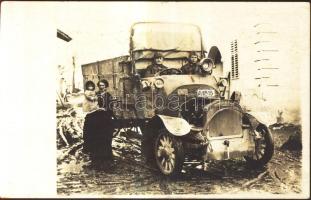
[
  {"x1": 72, "y1": 56, "x2": 76, "y2": 93},
  {"x1": 56, "y1": 91, "x2": 65, "y2": 108}
]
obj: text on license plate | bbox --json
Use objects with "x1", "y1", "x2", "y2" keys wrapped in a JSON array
[{"x1": 197, "y1": 89, "x2": 215, "y2": 98}]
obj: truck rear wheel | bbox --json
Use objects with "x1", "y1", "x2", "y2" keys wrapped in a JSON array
[{"x1": 154, "y1": 129, "x2": 184, "y2": 176}]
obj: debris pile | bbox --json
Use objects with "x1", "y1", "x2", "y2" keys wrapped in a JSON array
[
  {"x1": 56, "y1": 106, "x2": 143, "y2": 166},
  {"x1": 112, "y1": 128, "x2": 142, "y2": 162},
  {"x1": 280, "y1": 130, "x2": 302, "y2": 151},
  {"x1": 269, "y1": 123, "x2": 302, "y2": 151},
  {"x1": 57, "y1": 107, "x2": 84, "y2": 149}
]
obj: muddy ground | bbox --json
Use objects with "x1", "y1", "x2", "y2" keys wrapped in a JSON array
[{"x1": 57, "y1": 108, "x2": 302, "y2": 197}]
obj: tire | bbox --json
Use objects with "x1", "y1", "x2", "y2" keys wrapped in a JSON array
[
  {"x1": 245, "y1": 125, "x2": 274, "y2": 167},
  {"x1": 154, "y1": 129, "x2": 184, "y2": 176}
]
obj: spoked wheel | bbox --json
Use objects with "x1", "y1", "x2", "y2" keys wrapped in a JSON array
[
  {"x1": 154, "y1": 130, "x2": 184, "y2": 176},
  {"x1": 245, "y1": 125, "x2": 274, "y2": 166}
]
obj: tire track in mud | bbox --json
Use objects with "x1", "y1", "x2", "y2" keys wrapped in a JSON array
[
  {"x1": 98, "y1": 158, "x2": 159, "y2": 194},
  {"x1": 58, "y1": 152, "x2": 301, "y2": 195},
  {"x1": 57, "y1": 130, "x2": 302, "y2": 195}
]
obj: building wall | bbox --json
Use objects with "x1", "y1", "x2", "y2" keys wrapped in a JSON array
[{"x1": 222, "y1": 23, "x2": 301, "y2": 125}]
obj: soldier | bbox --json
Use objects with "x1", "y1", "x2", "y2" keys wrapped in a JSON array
[
  {"x1": 180, "y1": 51, "x2": 202, "y2": 75},
  {"x1": 83, "y1": 79, "x2": 114, "y2": 166},
  {"x1": 144, "y1": 52, "x2": 168, "y2": 77}
]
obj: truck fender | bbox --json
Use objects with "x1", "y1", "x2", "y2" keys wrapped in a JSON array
[
  {"x1": 148, "y1": 115, "x2": 191, "y2": 136},
  {"x1": 243, "y1": 112, "x2": 268, "y2": 131}
]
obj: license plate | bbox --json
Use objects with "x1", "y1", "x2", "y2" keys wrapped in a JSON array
[{"x1": 197, "y1": 89, "x2": 215, "y2": 98}]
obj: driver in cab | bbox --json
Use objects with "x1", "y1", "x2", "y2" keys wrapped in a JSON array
[
  {"x1": 180, "y1": 51, "x2": 202, "y2": 75},
  {"x1": 144, "y1": 52, "x2": 168, "y2": 77}
]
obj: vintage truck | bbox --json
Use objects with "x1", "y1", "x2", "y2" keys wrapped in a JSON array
[{"x1": 81, "y1": 22, "x2": 274, "y2": 176}]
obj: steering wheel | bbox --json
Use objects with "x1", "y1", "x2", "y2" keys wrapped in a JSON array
[{"x1": 157, "y1": 68, "x2": 182, "y2": 76}]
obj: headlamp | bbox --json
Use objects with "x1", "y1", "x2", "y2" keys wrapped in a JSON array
[
  {"x1": 154, "y1": 78, "x2": 164, "y2": 88},
  {"x1": 200, "y1": 58, "x2": 214, "y2": 73},
  {"x1": 218, "y1": 79, "x2": 228, "y2": 87},
  {"x1": 202, "y1": 62, "x2": 213, "y2": 72}
]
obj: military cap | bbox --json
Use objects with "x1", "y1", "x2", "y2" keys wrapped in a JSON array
[
  {"x1": 153, "y1": 52, "x2": 164, "y2": 58},
  {"x1": 189, "y1": 51, "x2": 199, "y2": 57}
]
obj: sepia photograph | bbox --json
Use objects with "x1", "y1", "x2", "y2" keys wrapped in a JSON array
[{"x1": 0, "y1": 1, "x2": 310, "y2": 198}]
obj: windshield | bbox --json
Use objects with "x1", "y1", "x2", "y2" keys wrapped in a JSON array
[{"x1": 131, "y1": 22, "x2": 203, "y2": 52}]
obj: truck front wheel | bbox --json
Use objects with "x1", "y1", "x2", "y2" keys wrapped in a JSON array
[
  {"x1": 245, "y1": 125, "x2": 274, "y2": 167},
  {"x1": 154, "y1": 129, "x2": 184, "y2": 177}
]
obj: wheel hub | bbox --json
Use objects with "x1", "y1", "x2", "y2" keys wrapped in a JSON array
[
  {"x1": 158, "y1": 143, "x2": 174, "y2": 159},
  {"x1": 156, "y1": 135, "x2": 176, "y2": 173},
  {"x1": 162, "y1": 145, "x2": 174, "y2": 158}
]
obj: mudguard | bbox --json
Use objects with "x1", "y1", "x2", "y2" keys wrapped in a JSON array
[
  {"x1": 154, "y1": 115, "x2": 191, "y2": 136},
  {"x1": 243, "y1": 112, "x2": 267, "y2": 130}
]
